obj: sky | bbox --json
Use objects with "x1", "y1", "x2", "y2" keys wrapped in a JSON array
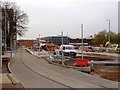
[{"x1": 2, "y1": 0, "x2": 119, "y2": 39}]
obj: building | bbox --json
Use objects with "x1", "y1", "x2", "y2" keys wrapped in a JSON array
[
  {"x1": 69, "y1": 38, "x2": 93, "y2": 48},
  {"x1": 70, "y1": 38, "x2": 92, "y2": 45},
  {"x1": 40, "y1": 36, "x2": 70, "y2": 46},
  {"x1": 18, "y1": 40, "x2": 36, "y2": 48}
]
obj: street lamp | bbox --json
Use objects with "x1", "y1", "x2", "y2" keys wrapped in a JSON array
[
  {"x1": 39, "y1": 34, "x2": 40, "y2": 55},
  {"x1": 106, "y1": 20, "x2": 111, "y2": 48},
  {"x1": 61, "y1": 31, "x2": 64, "y2": 65},
  {"x1": 81, "y1": 24, "x2": 84, "y2": 60}
]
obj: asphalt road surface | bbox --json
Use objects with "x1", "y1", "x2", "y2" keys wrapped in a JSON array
[{"x1": 9, "y1": 48, "x2": 118, "y2": 89}]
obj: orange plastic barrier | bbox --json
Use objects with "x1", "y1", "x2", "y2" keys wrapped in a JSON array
[{"x1": 75, "y1": 59, "x2": 88, "y2": 67}]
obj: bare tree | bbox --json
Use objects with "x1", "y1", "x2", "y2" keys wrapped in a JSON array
[{"x1": 2, "y1": 1, "x2": 29, "y2": 36}]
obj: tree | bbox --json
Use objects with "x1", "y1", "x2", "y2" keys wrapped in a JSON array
[
  {"x1": 1, "y1": 1, "x2": 29, "y2": 50},
  {"x1": 92, "y1": 30, "x2": 107, "y2": 45},
  {"x1": 1, "y1": 1, "x2": 29, "y2": 36},
  {"x1": 92, "y1": 30, "x2": 118, "y2": 45},
  {"x1": 118, "y1": 32, "x2": 120, "y2": 45},
  {"x1": 110, "y1": 31, "x2": 118, "y2": 44}
]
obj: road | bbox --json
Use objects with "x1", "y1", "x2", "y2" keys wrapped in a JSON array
[{"x1": 9, "y1": 48, "x2": 118, "y2": 88}]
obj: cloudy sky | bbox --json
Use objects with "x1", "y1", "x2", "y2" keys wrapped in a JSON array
[{"x1": 3, "y1": 0, "x2": 119, "y2": 39}]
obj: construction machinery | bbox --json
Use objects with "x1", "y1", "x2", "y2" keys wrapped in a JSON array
[{"x1": 100, "y1": 36, "x2": 109, "y2": 47}]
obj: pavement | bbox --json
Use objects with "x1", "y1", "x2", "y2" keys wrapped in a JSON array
[
  {"x1": 2, "y1": 51, "x2": 14, "y2": 58},
  {"x1": 9, "y1": 48, "x2": 118, "y2": 88},
  {"x1": 1, "y1": 51, "x2": 24, "y2": 89}
]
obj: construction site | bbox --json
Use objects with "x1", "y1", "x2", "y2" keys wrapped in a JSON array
[{"x1": 0, "y1": 0, "x2": 120, "y2": 89}]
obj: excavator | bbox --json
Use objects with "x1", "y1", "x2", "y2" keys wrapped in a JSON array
[
  {"x1": 100, "y1": 36, "x2": 109, "y2": 47},
  {"x1": 100, "y1": 36, "x2": 118, "y2": 51}
]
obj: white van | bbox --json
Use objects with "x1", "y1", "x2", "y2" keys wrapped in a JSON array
[{"x1": 59, "y1": 45, "x2": 77, "y2": 57}]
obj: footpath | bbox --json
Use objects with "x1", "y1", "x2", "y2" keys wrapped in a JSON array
[{"x1": 1, "y1": 51, "x2": 24, "y2": 89}]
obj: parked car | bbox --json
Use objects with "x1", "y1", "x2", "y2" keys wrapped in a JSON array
[{"x1": 59, "y1": 45, "x2": 77, "y2": 57}]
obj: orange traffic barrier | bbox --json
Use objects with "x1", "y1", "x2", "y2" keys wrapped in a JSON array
[{"x1": 76, "y1": 59, "x2": 88, "y2": 67}]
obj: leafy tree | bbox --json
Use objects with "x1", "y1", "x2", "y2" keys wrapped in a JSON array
[
  {"x1": 92, "y1": 30, "x2": 107, "y2": 45},
  {"x1": 109, "y1": 31, "x2": 118, "y2": 44},
  {"x1": 92, "y1": 30, "x2": 118, "y2": 45},
  {"x1": 118, "y1": 32, "x2": 120, "y2": 44}
]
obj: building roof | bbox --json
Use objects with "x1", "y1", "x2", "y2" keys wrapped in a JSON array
[{"x1": 42, "y1": 36, "x2": 69, "y2": 39}]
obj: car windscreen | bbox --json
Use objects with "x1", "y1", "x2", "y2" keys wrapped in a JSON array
[{"x1": 66, "y1": 46, "x2": 74, "y2": 50}]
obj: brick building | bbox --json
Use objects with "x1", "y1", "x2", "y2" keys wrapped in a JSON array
[{"x1": 18, "y1": 40, "x2": 34, "y2": 48}]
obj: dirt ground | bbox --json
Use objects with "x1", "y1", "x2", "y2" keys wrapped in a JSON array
[
  {"x1": 90, "y1": 66, "x2": 119, "y2": 82},
  {"x1": 2, "y1": 83, "x2": 24, "y2": 89}
]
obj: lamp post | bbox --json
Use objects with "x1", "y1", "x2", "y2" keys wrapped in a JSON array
[
  {"x1": 81, "y1": 24, "x2": 84, "y2": 60},
  {"x1": 61, "y1": 31, "x2": 64, "y2": 65},
  {"x1": 39, "y1": 34, "x2": 40, "y2": 55},
  {"x1": 106, "y1": 20, "x2": 111, "y2": 48}
]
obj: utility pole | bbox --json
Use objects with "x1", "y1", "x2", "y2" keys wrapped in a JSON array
[
  {"x1": 106, "y1": 20, "x2": 111, "y2": 48},
  {"x1": 4, "y1": 5, "x2": 7, "y2": 51},
  {"x1": 61, "y1": 31, "x2": 64, "y2": 65},
  {"x1": 81, "y1": 24, "x2": 84, "y2": 60}
]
